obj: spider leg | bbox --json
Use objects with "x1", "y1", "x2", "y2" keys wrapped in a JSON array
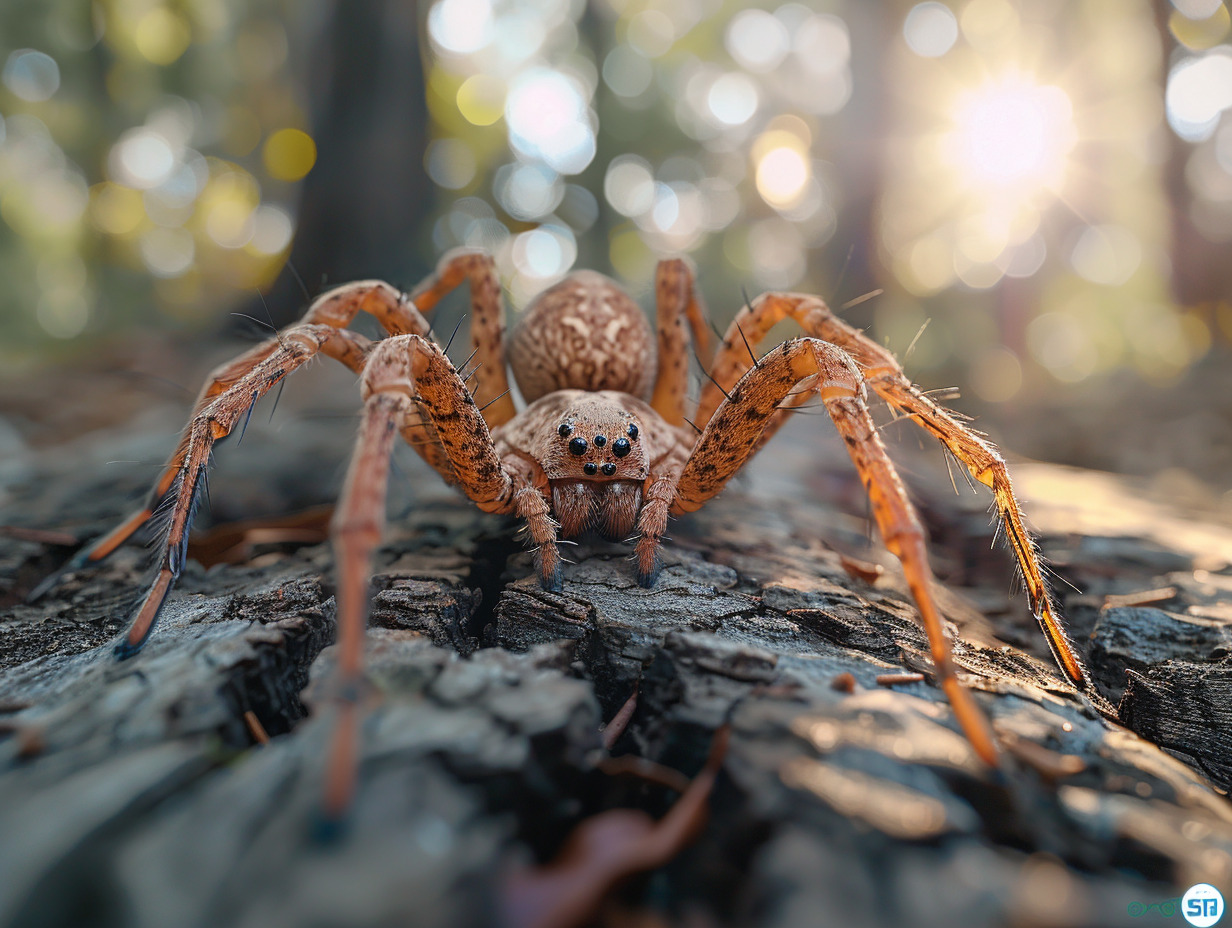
[
  {"x1": 408, "y1": 248, "x2": 516, "y2": 427},
  {"x1": 113, "y1": 325, "x2": 373, "y2": 659},
  {"x1": 511, "y1": 468, "x2": 562, "y2": 591},
  {"x1": 322, "y1": 391, "x2": 408, "y2": 824},
  {"x1": 695, "y1": 293, "x2": 1101, "y2": 706},
  {"x1": 650, "y1": 258, "x2": 713, "y2": 426},
  {"x1": 321, "y1": 335, "x2": 529, "y2": 821},
  {"x1": 676, "y1": 338, "x2": 998, "y2": 766},
  {"x1": 633, "y1": 463, "x2": 686, "y2": 587},
  {"x1": 32, "y1": 282, "x2": 425, "y2": 602}
]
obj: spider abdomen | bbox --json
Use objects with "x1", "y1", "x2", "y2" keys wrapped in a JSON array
[{"x1": 509, "y1": 271, "x2": 655, "y2": 403}]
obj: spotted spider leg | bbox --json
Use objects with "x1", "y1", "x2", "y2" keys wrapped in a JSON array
[
  {"x1": 115, "y1": 324, "x2": 381, "y2": 658},
  {"x1": 323, "y1": 334, "x2": 530, "y2": 819},
  {"x1": 650, "y1": 257, "x2": 714, "y2": 426},
  {"x1": 675, "y1": 337, "x2": 999, "y2": 765},
  {"x1": 36, "y1": 281, "x2": 435, "y2": 651},
  {"x1": 628, "y1": 259, "x2": 715, "y2": 582},
  {"x1": 408, "y1": 247, "x2": 516, "y2": 427},
  {"x1": 694, "y1": 293, "x2": 1104, "y2": 709},
  {"x1": 32, "y1": 281, "x2": 433, "y2": 600}
]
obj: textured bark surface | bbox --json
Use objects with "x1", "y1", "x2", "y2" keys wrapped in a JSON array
[{"x1": 2, "y1": 381, "x2": 1231, "y2": 928}]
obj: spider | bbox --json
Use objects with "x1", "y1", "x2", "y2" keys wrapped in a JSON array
[{"x1": 43, "y1": 247, "x2": 1103, "y2": 815}]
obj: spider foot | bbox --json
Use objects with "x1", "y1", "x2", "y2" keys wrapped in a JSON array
[
  {"x1": 535, "y1": 545, "x2": 563, "y2": 592},
  {"x1": 634, "y1": 537, "x2": 661, "y2": 588},
  {"x1": 112, "y1": 570, "x2": 175, "y2": 661}
]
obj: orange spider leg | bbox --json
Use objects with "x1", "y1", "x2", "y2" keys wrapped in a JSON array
[
  {"x1": 30, "y1": 282, "x2": 427, "y2": 603},
  {"x1": 505, "y1": 459, "x2": 563, "y2": 590},
  {"x1": 323, "y1": 389, "x2": 408, "y2": 823},
  {"x1": 633, "y1": 463, "x2": 685, "y2": 586},
  {"x1": 113, "y1": 325, "x2": 373, "y2": 658},
  {"x1": 322, "y1": 335, "x2": 528, "y2": 820},
  {"x1": 408, "y1": 248, "x2": 516, "y2": 427},
  {"x1": 676, "y1": 338, "x2": 998, "y2": 766},
  {"x1": 696, "y1": 292, "x2": 1099, "y2": 704},
  {"x1": 650, "y1": 258, "x2": 713, "y2": 426}
]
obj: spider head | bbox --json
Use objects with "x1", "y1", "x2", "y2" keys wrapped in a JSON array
[{"x1": 545, "y1": 397, "x2": 648, "y2": 540}]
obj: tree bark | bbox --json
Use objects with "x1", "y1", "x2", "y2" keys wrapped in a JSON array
[{"x1": 1, "y1": 383, "x2": 1230, "y2": 928}]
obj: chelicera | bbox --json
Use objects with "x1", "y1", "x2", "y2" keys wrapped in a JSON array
[{"x1": 43, "y1": 246, "x2": 1107, "y2": 815}]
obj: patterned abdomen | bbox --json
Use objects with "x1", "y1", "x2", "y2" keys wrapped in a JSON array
[{"x1": 509, "y1": 271, "x2": 655, "y2": 403}]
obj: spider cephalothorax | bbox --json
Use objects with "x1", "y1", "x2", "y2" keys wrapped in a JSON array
[{"x1": 44, "y1": 247, "x2": 1111, "y2": 817}]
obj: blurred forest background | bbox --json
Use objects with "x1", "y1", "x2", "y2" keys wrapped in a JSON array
[{"x1": 0, "y1": 0, "x2": 1229, "y2": 494}]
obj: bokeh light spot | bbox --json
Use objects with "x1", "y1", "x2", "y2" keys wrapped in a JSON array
[
  {"x1": 1170, "y1": 4, "x2": 1231, "y2": 50},
  {"x1": 495, "y1": 162, "x2": 563, "y2": 220},
  {"x1": 602, "y1": 46, "x2": 653, "y2": 97},
  {"x1": 604, "y1": 155, "x2": 655, "y2": 216},
  {"x1": 2, "y1": 50, "x2": 60, "y2": 102},
  {"x1": 249, "y1": 204, "x2": 295, "y2": 255},
  {"x1": 754, "y1": 128, "x2": 812, "y2": 209},
  {"x1": 109, "y1": 129, "x2": 176, "y2": 190},
  {"x1": 505, "y1": 69, "x2": 595, "y2": 174},
  {"x1": 426, "y1": 138, "x2": 477, "y2": 190},
  {"x1": 1028, "y1": 313, "x2": 1099, "y2": 383},
  {"x1": 512, "y1": 225, "x2": 577, "y2": 286},
  {"x1": 263, "y1": 128, "x2": 316, "y2": 182},
  {"x1": 726, "y1": 10, "x2": 790, "y2": 73},
  {"x1": 627, "y1": 10, "x2": 676, "y2": 58},
  {"x1": 428, "y1": 0, "x2": 494, "y2": 54},
  {"x1": 950, "y1": 77, "x2": 1074, "y2": 190},
  {"x1": 37, "y1": 291, "x2": 89, "y2": 339},
  {"x1": 707, "y1": 72, "x2": 759, "y2": 126},
  {"x1": 134, "y1": 8, "x2": 192, "y2": 65},
  {"x1": 90, "y1": 182, "x2": 145, "y2": 235},
  {"x1": 140, "y1": 227, "x2": 195, "y2": 277},
  {"x1": 903, "y1": 3, "x2": 959, "y2": 58},
  {"x1": 1171, "y1": 0, "x2": 1224, "y2": 20},
  {"x1": 457, "y1": 74, "x2": 505, "y2": 126},
  {"x1": 1070, "y1": 225, "x2": 1143, "y2": 286},
  {"x1": 201, "y1": 173, "x2": 259, "y2": 248},
  {"x1": 1166, "y1": 49, "x2": 1232, "y2": 142}
]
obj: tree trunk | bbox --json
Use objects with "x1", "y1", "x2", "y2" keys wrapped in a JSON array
[{"x1": 1, "y1": 369, "x2": 1230, "y2": 928}]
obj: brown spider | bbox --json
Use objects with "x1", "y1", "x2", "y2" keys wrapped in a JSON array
[{"x1": 46, "y1": 248, "x2": 1103, "y2": 815}]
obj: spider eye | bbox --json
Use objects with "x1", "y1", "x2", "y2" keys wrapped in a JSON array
[
  {"x1": 601, "y1": 462, "x2": 617, "y2": 476},
  {"x1": 593, "y1": 434, "x2": 607, "y2": 447},
  {"x1": 627, "y1": 423, "x2": 639, "y2": 440},
  {"x1": 583, "y1": 462, "x2": 598, "y2": 476},
  {"x1": 612, "y1": 438, "x2": 631, "y2": 458},
  {"x1": 569, "y1": 436, "x2": 588, "y2": 456},
  {"x1": 558, "y1": 423, "x2": 573, "y2": 438}
]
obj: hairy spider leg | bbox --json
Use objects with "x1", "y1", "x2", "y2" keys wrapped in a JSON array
[
  {"x1": 323, "y1": 335, "x2": 531, "y2": 820},
  {"x1": 650, "y1": 258, "x2": 714, "y2": 426},
  {"x1": 29, "y1": 281, "x2": 431, "y2": 604},
  {"x1": 675, "y1": 337, "x2": 999, "y2": 766},
  {"x1": 115, "y1": 325, "x2": 375, "y2": 659},
  {"x1": 408, "y1": 248, "x2": 516, "y2": 427},
  {"x1": 694, "y1": 292, "x2": 1102, "y2": 708},
  {"x1": 633, "y1": 458, "x2": 688, "y2": 586},
  {"x1": 323, "y1": 389, "x2": 407, "y2": 824}
]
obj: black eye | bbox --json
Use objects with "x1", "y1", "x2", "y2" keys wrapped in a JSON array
[
  {"x1": 593, "y1": 434, "x2": 606, "y2": 447},
  {"x1": 601, "y1": 462, "x2": 617, "y2": 476},
  {"x1": 583, "y1": 462, "x2": 598, "y2": 476},
  {"x1": 612, "y1": 438, "x2": 631, "y2": 458},
  {"x1": 569, "y1": 437, "x2": 587, "y2": 456},
  {"x1": 627, "y1": 423, "x2": 639, "y2": 440},
  {"x1": 558, "y1": 422, "x2": 573, "y2": 438}
]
